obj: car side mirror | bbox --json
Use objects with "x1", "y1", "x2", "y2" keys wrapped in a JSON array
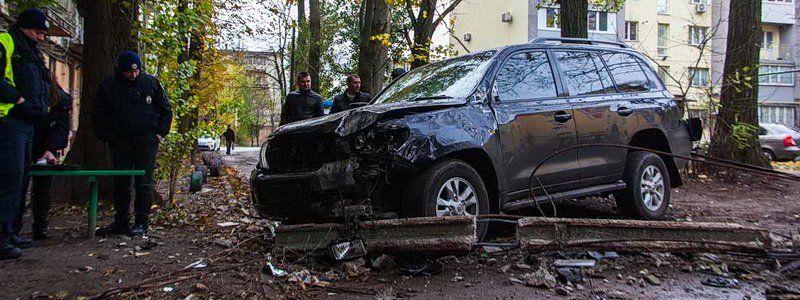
[
  {"x1": 687, "y1": 117, "x2": 703, "y2": 141},
  {"x1": 349, "y1": 102, "x2": 368, "y2": 109}
]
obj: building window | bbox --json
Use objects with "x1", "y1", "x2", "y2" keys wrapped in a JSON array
[
  {"x1": 689, "y1": 67, "x2": 709, "y2": 87},
  {"x1": 689, "y1": 0, "x2": 707, "y2": 3},
  {"x1": 543, "y1": 8, "x2": 612, "y2": 32},
  {"x1": 759, "y1": 106, "x2": 796, "y2": 127},
  {"x1": 657, "y1": 24, "x2": 669, "y2": 57},
  {"x1": 546, "y1": 8, "x2": 560, "y2": 29},
  {"x1": 759, "y1": 65, "x2": 795, "y2": 85},
  {"x1": 587, "y1": 10, "x2": 609, "y2": 31},
  {"x1": 657, "y1": 66, "x2": 670, "y2": 83},
  {"x1": 657, "y1": 0, "x2": 669, "y2": 14},
  {"x1": 688, "y1": 26, "x2": 708, "y2": 46},
  {"x1": 765, "y1": 0, "x2": 793, "y2": 3},
  {"x1": 625, "y1": 21, "x2": 638, "y2": 41}
]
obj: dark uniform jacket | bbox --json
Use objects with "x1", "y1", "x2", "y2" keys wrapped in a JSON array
[
  {"x1": 34, "y1": 88, "x2": 71, "y2": 156},
  {"x1": 94, "y1": 73, "x2": 173, "y2": 142},
  {"x1": 279, "y1": 89, "x2": 323, "y2": 126},
  {"x1": 223, "y1": 128, "x2": 235, "y2": 142},
  {"x1": 0, "y1": 26, "x2": 51, "y2": 122},
  {"x1": 330, "y1": 91, "x2": 371, "y2": 114}
]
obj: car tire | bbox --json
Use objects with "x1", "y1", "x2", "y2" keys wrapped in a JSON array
[
  {"x1": 614, "y1": 151, "x2": 671, "y2": 220},
  {"x1": 402, "y1": 159, "x2": 489, "y2": 240},
  {"x1": 763, "y1": 149, "x2": 775, "y2": 162}
]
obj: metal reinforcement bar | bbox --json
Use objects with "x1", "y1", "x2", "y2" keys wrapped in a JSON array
[
  {"x1": 274, "y1": 216, "x2": 476, "y2": 256},
  {"x1": 517, "y1": 217, "x2": 771, "y2": 253}
]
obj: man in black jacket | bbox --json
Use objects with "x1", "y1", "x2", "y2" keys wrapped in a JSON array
[
  {"x1": 14, "y1": 85, "x2": 72, "y2": 240},
  {"x1": 0, "y1": 8, "x2": 52, "y2": 259},
  {"x1": 94, "y1": 51, "x2": 173, "y2": 236},
  {"x1": 330, "y1": 74, "x2": 371, "y2": 114},
  {"x1": 279, "y1": 72, "x2": 323, "y2": 125},
  {"x1": 223, "y1": 125, "x2": 235, "y2": 155}
]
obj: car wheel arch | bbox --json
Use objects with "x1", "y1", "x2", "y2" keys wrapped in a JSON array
[
  {"x1": 627, "y1": 128, "x2": 683, "y2": 187},
  {"x1": 416, "y1": 148, "x2": 501, "y2": 214}
]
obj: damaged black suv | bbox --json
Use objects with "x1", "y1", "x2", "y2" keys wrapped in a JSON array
[{"x1": 251, "y1": 38, "x2": 697, "y2": 238}]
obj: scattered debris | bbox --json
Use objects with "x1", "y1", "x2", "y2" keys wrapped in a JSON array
[
  {"x1": 163, "y1": 286, "x2": 174, "y2": 292},
  {"x1": 216, "y1": 222, "x2": 240, "y2": 227},
  {"x1": 702, "y1": 276, "x2": 739, "y2": 288},
  {"x1": 644, "y1": 274, "x2": 661, "y2": 286},
  {"x1": 555, "y1": 268, "x2": 584, "y2": 283},
  {"x1": 554, "y1": 259, "x2": 596, "y2": 268},
  {"x1": 396, "y1": 257, "x2": 443, "y2": 276},
  {"x1": 522, "y1": 266, "x2": 558, "y2": 289},
  {"x1": 184, "y1": 260, "x2": 207, "y2": 270},
  {"x1": 587, "y1": 251, "x2": 619, "y2": 260}
]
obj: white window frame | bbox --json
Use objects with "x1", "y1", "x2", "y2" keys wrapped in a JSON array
[
  {"x1": 689, "y1": 67, "x2": 709, "y2": 87},
  {"x1": 538, "y1": 7, "x2": 617, "y2": 34},
  {"x1": 625, "y1": 21, "x2": 638, "y2": 41},
  {"x1": 657, "y1": 23, "x2": 669, "y2": 57},
  {"x1": 689, "y1": 0, "x2": 707, "y2": 4},
  {"x1": 765, "y1": 0, "x2": 793, "y2": 3},
  {"x1": 759, "y1": 65, "x2": 795, "y2": 86},
  {"x1": 688, "y1": 26, "x2": 708, "y2": 46},
  {"x1": 657, "y1": 0, "x2": 669, "y2": 14}
]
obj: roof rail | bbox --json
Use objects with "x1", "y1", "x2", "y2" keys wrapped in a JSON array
[{"x1": 529, "y1": 37, "x2": 630, "y2": 49}]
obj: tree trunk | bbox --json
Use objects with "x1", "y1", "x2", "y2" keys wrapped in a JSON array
[
  {"x1": 410, "y1": 0, "x2": 436, "y2": 69},
  {"x1": 293, "y1": 0, "x2": 307, "y2": 82},
  {"x1": 57, "y1": 0, "x2": 137, "y2": 203},
  {"x1": 357, "y1": 0, "x2": 390, "y2": 94},
  {"x1": 560, "y1": 0, "x2": 588, "y2": 38},
  {"x1": 308, "y1": 0, "x2": 321, "y2": 92},
  {"x1": 709, "y1": 0, "x2": 768, "y2": 167}
]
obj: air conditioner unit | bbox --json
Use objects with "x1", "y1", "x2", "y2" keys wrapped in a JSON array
[
  {"x1": 501, "y1": 12, "x2": 513, "y2": 23},
  {"x1": 463, "y1": 33, "x2": 472, "y2": 42},
  {"x1": 696, "y1": 3, "x2": 707, "y2": 13}
]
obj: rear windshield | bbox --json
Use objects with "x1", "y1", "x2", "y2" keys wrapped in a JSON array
[
  {"x1": 763, "y1": 123, "x2": 796, "y2": 135},
  {"x1": 372, "y1": 51, "x2": 497, "y2": 104}
]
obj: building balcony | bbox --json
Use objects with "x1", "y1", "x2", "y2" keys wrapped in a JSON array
[
  {"x1": 762, "y1": 0, "x2": 795, "y2": 25},
  {"x1": 43, "y1": 3, "x2": 77, "y2": 38},
  {"x1": 761, "y1": 45, "x2": 794, "y2": 62}
]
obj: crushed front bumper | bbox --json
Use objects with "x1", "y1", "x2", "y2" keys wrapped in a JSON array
[{"x1": 250, "y1": 158, "x2": 359, "y2": 223}]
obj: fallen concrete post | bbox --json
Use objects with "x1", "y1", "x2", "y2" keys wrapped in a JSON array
[
  {"x1": 274, "y1": 216, "x2": 476, "y2": 256},
  {"x1": 517, "y1": 217, "x2": 771, "y2": 253}
]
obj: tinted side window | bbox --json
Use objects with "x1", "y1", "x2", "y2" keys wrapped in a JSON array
[
  {"x1": 601, "y1": 52, "x2": 651, "y2": 93},
  {"x1": 554, "y1": 51, "x2": 611, "y2": 96},
  {"x1": 591, "y1": 53, "x2": 616, "y2": 93},
  {"x1": 495, "y1": 51, "x2": 557, "y2": 101}
]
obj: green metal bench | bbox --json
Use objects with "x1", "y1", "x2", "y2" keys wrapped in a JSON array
[{"x1": 28, "y1": 169, "x2": 145, "y2": 238}]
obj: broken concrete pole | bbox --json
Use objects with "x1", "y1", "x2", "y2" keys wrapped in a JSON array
[
  {"x1": 517, "y1": 217, "x2": 771, "y2": 253},
  {"x1": 274, "y1": 216, "x2": 476, "y2": 256}
]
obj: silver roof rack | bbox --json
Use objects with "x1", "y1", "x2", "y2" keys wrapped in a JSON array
[{"x1": 529, "y1": 37, "x2": 630, "y2": 49}]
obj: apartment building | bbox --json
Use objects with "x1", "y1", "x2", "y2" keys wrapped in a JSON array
[
  {"x1": 712, "y1": 0, "x2": 798, "y2": 127},
  {"x1": 223, "y1": 50, "x2": 283, "y2": 143},
  {"x1": 450, "y1": 0, "x2": 625, "y2": 55},
  {"x1": 0, "y1": 0, "x2": 84, "y2": 134}
]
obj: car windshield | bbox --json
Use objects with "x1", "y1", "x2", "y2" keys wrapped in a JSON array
[
  {"x1": 372, "y1": 50, "x2": 497, "y2": 104},
  {"x1": 763, "y1": 124, "x2": 796, "y2": 135}
]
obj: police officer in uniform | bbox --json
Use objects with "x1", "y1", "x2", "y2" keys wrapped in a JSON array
[
  {"x1": 0, "y1": 8, "x2": 52, "y2": 259},
  {"x1": 94, "y1": 51, "x2": 173, "y2": 236},
  {"x1": 330, "y1": 74, "x2": 371, "y2": 114},
  {"x1": 279, "y1": 72, "x2": 323, "y2": 125}
]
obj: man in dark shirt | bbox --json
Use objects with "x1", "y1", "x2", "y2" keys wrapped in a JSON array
[
  {"x1": 223, "y1": 125, "x2": 235, "y2": 155},
  {"x1": 330, "y1": 74, "x2": 371, "y2": 114},
  {"x1": 279, "y1": 72, "x2": 323, "y2": 125}
]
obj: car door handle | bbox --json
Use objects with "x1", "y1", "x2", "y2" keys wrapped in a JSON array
[
  {"x1": 617, "y1": 107, "x2": 634, "y2": 116},
  {"x1": 554, "y1": 111, "x2": 572, "y2": 123}
]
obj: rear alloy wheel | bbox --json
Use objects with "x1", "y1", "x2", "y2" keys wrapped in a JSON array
[
  {"x1": 763, "y1": 149, "x2": 775, "y2": 162},
  {"x1": 403, "y1": 159, "x2": 489, "y2": 240},
  {"x1": 615, "y1": 151, "x2": 671, "y2": 219}
]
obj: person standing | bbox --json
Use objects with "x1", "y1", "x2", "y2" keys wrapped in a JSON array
[
  {"x1": 94, "y1": 51, "x2": 173, "y2": 236},
  {"x1": 279, "y1": 72, "x2": 323, "y2": 126},
  {"x1": 13, "y1": 78, "x2": 72, "y2": 241},
  {"x1": 223, "y1": 125, "x2": 235, "y2": 155},
  {"x1": 0, "y1": 8, "x2": 52, "y2": 259},
  {"x1": 330, "y1": 74, "x2": 371, "y2": 114}
]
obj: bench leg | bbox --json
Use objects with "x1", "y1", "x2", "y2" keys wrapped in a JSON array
[{"x1": 88, "y1": 177, "x2": 98, "y2": 239}]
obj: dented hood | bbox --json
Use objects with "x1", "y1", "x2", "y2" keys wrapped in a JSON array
[{"x1": 271, "y1": 99, "x2": 466, "y2": 137}]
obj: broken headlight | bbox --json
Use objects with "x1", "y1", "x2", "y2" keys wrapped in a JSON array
[
  {"x1": 259, "y1": 142, "x2": 269, "y2": 170},
  {"x1": 328, "y1": 238, "x2": 367, "y2": 261}
]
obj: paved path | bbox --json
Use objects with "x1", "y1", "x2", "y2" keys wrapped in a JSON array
[{"x1": 216, "y1": 146, "x2": 260, "y2": 180}]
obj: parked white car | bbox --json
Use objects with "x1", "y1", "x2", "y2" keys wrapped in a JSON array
[{"x1": 198, "y1": 135, "x2": 221, "y2": 151}]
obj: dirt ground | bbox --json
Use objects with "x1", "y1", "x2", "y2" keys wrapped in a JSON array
[{"x1": 1, "y1": 149, "x2": 798, "y2": 299}]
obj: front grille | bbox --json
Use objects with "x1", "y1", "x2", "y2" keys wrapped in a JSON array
[{"x1": 267, "y1": 135, "x2": 350, "y2": 172}]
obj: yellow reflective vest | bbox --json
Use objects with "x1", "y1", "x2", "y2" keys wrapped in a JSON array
[{"x1": 0, "y1": 32, "x2": 15, "y2": 118}]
